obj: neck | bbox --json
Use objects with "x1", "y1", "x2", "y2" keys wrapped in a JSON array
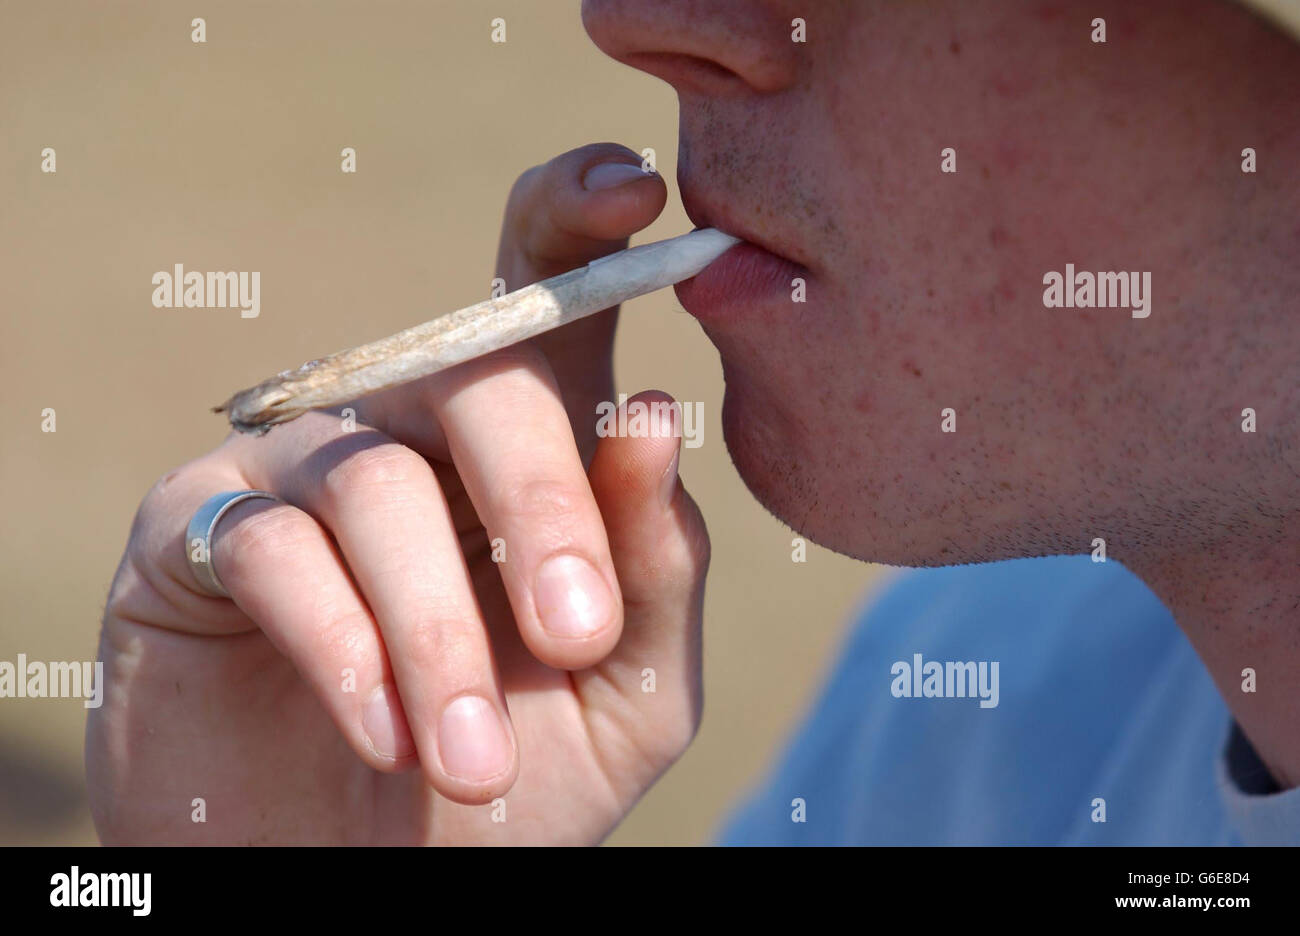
[{"x1": 1129, "y1": 539, "x2": 1300, "y2": 789}]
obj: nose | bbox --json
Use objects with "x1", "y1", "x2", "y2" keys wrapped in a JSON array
[{"x1": 582, "y1": 0, "x2": 800, "y2": 94}]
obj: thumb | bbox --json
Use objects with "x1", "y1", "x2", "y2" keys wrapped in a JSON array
[
  {"x1": 577, "y1": 390, "x2": 710, "y2": 780},
  {"x1": 496, "y1": 142, "x2": 666, "y2": 288},
  {"x1": 496, "y1": 144, "x2": 668, "y2": 438}
]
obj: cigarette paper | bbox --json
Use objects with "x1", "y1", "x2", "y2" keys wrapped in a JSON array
[{"x1": 216, "y1": 228, "x2": 739, "y2": 434}]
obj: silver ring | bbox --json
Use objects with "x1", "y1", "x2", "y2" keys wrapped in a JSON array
[{"x1": 185, "y1": 490, "x2": 282, "y2": 597}]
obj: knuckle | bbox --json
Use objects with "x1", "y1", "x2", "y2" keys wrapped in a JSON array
[
  {"x1": 400, "y1": 617, "x2": 479, "y2": 674},
  {"x1": 520, "y1": 214, "x2": 561, "y2": 269},
  {"x1": 133, "y1": 467, "x2": 189, "y2": 536},
  {"x1": 658, "y1": 503, "x2": 713, "y2": 589},
  {"x1": 322, "y1": 444, "x2": 431, "y2": 506},
  {"x1": 671, "y1": 713, "x2": 703, "y2": 760},
  {"x1": 215, "y1": 505, "x2": 306, "y2": 584},
  {"x1": 647, "y1": 702, "x2": 702, "y2": 766},
  {"x1": 502, "y1": 477, "x2": 591, "y2": 532},
  {"x1": 128, "y1": 466, "x2": 203, "y2": 578},
  {"x1": 400, "y1": 621, "x2": 445, "y2": 669},
  {"x1": 315, "y1": 603, "x2": 375, "y2": 659},
  {"x1": 681, "y1": 510, "x2": 712, "y2": 576},
  {"x1": 621, "y1": 506, "x2": 710, "y2": 614}
]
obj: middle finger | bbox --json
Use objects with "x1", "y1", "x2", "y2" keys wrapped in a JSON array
[{"x1": 366, "y1": 346, "x2": 624, "y2": 670}]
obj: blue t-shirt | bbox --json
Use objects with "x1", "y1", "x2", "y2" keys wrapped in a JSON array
[{"x1": 719, "y1": 556, "x2": 1300, "y2": 845}]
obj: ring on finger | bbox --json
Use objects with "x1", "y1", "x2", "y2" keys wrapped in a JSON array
[{"x1": 185, "y1": 490, "x2": 283, "y2": 597}]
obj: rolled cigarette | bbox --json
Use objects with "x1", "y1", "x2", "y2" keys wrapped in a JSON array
[{"x1": 216, "y1": 228, "x2": 739, "y2": 434}]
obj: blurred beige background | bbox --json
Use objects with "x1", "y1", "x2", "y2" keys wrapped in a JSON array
[{"x1": 0, "y1": 0, "x2": 880, "y2": 845}]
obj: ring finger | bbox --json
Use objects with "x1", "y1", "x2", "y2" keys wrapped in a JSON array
[{"x1": 225, "y1": 412, "x2": 519, "y2": 802}]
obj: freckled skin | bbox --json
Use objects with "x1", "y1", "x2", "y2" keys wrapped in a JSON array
[
  {"x1": 629, "y1": 1, "x2": 1300, "y2": 569},
  {"x1": 586, "y1": 0, "x2": 1300, "y2": 785}
]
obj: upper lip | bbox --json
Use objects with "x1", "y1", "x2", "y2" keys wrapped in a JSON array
[{"x1": 678, "y1": 174, "x2": 812, "y2": 272}]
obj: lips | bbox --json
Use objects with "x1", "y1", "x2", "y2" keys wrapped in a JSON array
[
  {"x1": 675, "y1": 184, "x2": 809, "y2": 327},
  {"x1": 674, "y1": 240, "x2": 805, "y2": 327}
]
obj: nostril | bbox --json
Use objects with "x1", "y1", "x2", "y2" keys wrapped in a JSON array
[{"x1": 582, "y1": 0, "x2": 799, "y2": 94}]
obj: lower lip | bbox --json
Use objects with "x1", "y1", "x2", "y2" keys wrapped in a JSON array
[{"x1": 674, "y1": 242, "x2": 805, "y2": 326}]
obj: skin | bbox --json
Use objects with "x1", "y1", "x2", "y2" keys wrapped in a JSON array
[
  {"x1": 88, "y1": 146, "x2": 708, "y2": 844},
  {"x1": 89, "y1": 0, "x2": 1299, "y2": 843},
  {"x1": 582, "y1": 0, "x2": 1300, "y2": 786}
]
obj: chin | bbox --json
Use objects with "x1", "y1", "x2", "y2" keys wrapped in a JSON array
[
  {"x1": 717, "y1": 377, "x2": 968, "y2": 569},
  {"x1": 717, "y1": 382, "x2": 861, "y2": 560}
]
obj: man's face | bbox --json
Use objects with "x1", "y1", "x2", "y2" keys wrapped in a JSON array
[{"x1": 584, "y1": 0, "x2": 1293, "y2": 566}]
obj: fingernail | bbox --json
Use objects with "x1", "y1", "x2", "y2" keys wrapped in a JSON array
[
  {"x1": 363, "y1": 683, "x2": 415, "y2": 760},
  {"x1": 582, "y1": 162, "x2": 652, "y2": 191},
  {"x1": 659, "y1": 446, "x2": 681, "y2": 507},
  {"x1": 534, "y1": 553, "x2": 615, "y2": 638},
  {"x1": 438, "y1": 694, "x2": 513, "y2": 782}
]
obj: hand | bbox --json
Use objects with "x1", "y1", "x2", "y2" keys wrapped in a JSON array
[{"x1": 87, "y1": 144, "x2": 710, "y2": 845}]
